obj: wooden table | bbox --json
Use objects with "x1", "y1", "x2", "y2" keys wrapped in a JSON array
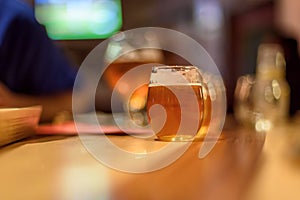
[{"x1": 0, "y1": 117, "x2": 299, "y2": 200}]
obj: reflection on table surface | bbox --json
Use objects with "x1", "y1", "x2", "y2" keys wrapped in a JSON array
[{"x1": 0, "y1": 114, "x2": 300, "y2": 200}]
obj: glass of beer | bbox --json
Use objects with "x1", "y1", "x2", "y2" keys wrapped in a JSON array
[
  {"x1": 102, "y1": 31, "x2": 164, "y2": 126},
  {"x1": 146, "y1": 66, "x2": 206, "y2": 142}
]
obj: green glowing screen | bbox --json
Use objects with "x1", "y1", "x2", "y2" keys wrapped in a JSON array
[{"x1": 35, "y1": 0, "x2": 122, "y2": 40}]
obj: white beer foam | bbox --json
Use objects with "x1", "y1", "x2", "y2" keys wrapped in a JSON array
[{"x1": 149, "y1": 66, "x2": 203, "y2": 86}]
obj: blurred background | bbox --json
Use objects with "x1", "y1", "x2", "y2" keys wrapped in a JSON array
[{"x1": 23, "y1": 0, "x2": 300, "y2": 116}]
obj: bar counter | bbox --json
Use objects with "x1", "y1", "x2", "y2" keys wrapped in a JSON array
[{"x1": 0, "y1": 115, "x2": 300, "y2": 200}]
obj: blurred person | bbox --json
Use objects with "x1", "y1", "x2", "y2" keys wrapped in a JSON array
[
  {"x1": 276, "y1": 0, "x2": 300, "y2": 52},
  {"x1": 275, "y1": 0, "x2": 300, "y2": 115},
  {"x1": 0, "y1": 0, "x2": 78, "y2": 122}
]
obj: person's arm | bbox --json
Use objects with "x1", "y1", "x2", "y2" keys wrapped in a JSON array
[
  {"x1": 0, "y1": 82, "x2": 72, "y2": 122},
  {"x1": 0, "y1": 1, "x2": 83, "y2": 122}
]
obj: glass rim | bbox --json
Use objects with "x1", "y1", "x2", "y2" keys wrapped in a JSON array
[{"x1": 152, "y1": 65, "x2": 199, "y2": 70}]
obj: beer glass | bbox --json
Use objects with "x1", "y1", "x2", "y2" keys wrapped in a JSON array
[
  {"x1": 233, "y1": 74, "x2": 264, "y2": 129},
  {"x1": 146, "y1": 66, "x2": 206, "y2": 142},
  {"x1": 102, "y1": 31, "x2": 163, "y2": 126}
]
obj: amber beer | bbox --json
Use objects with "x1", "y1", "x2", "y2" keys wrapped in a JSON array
[
  {"x1": 103, "y1": 58, "x2": 159, "y2": 125},
  {"x1": 147, "y1": 84, "x2": 205, "y2": 141},
  {"x1": 103, "y1": 61, "x2": 150, "y2": 93}
]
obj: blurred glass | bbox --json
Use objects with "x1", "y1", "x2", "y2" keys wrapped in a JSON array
[
  {"x1": 234, "y1": 74, "x2": 265, "y2": 130},
  {"x1": 253, "y1": 43, "x2": 290, "y2": 129},
  {"x1": 103, "y1": 31, "x2": 164, "y2": 126},
  {"x1": 234, "y1": 43, "x2": 291, "y2": 131}
]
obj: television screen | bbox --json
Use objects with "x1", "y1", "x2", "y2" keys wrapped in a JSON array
[{"x1": 35, "y1": 0, "x2": 122, "y2": 40}]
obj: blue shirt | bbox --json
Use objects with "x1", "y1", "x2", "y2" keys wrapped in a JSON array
[{"x1": 0, "y1": 0, "x2": 76, "y2": 95}]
